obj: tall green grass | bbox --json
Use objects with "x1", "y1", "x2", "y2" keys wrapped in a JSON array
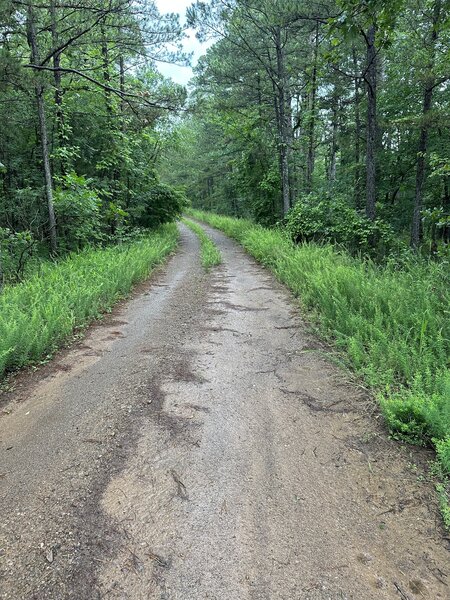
[
  {"x1": 0, "y1": 224, "x2": 178, "y2": 377},
  {"x1": 182, "y1": 218, "x2": 222, "y2": 270},
  {"x1": 190, "y1": 209, "x2": 450, "y2": 489}
]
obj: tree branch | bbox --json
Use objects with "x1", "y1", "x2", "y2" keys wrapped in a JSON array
[{"x1": 24, "y1": 64, "x2": 179, "y2": 110}]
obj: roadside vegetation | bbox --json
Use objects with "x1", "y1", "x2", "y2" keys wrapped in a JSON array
[
  {"x1": 161, "y1": 0, "x2": 450, "y2": 528},
  {"x1": 190, "y1": 209, "x2": 450, "y2": 524},
  {"x1": 0, "y1": 2, "x2": 187, "y2": 377},
  {"x1": 0, "y1": 225, "x2": 178, "y2": 379},
  {"x1": 0, "y1": 1, "x2": 187, "y2": 288},
  {"x1": 182, "y1": 218, "x2": 222, "y2": 270}
]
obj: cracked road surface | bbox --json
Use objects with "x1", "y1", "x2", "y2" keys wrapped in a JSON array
[{"x1": 0, "y1": 222, "x2": 448, "y2": 599}]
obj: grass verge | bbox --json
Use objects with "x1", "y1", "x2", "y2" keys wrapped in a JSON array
[
  {"x1": 189, "y1": 209, "x2": 450, "y2": 524},
  {"x1": 0, "y1": 224, "x2": 178, "y2": 378},
  {"x1": 182, "y1": 217, "x2": 222, "y2": 270}
]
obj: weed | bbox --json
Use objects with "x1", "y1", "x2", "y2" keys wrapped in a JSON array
[
  {"x1": 182, "y1": 218, "x2": 221, "y2": 270},
  {"x1": 0, "y1": 224, "x2": 178, "y2": 378},
  {"x1": 189, "y1": 208, "x2": 450, "y2": 526},
  {"x1": 436, "y1": 483, "x2": 450, "y2": 529}
]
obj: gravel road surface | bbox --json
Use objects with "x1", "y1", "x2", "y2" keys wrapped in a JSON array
[{"x1": 0, "y1": 223, "x2": 448, "y2": 599}]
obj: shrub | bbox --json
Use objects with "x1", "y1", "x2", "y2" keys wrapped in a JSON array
[
  {"x1": 435, "y1": 437, "x2": 450, "y2": 476},
  {"x1": 131, "y1": 183, "x2": 187, "y2": 229},
  {"x1": 285, "y1": 193, "x2": 397, "y2": 258},
  {"x1": 54, "y1": 172, "x2": 103, "y2": 250},
  {"x1": 0, "y1": 228, "x2": 37, "y2": 283}
]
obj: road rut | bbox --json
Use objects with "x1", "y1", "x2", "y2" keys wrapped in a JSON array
[{"x1": 0, "y1": 223, "x2": 448, "y2": 599}]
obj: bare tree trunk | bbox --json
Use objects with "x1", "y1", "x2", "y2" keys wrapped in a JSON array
[
  {"x1": 50, "y1": 0, "x2": 64, "y2": 146},
  {"x1": 352, "y1": 46, "x2": 362, "y2": 207},
  {"x1": 306, "y1": 21, "x2": 319, "y2": 192},
  {"x1": 365, "y1": 24, "x2": 377, "y2": 221},
  {"x1": 328, "y1": 89, "x2": 338, "y2": 182},
  {"x1": 26, "y1": 2, "x2": 57, "y2": 254},
  {"x1": 275, "y1": 27, "x2": 291, "y2": 216},
  {"x1": 411, "y1": 0, "x2": 442, "y2": 249}
]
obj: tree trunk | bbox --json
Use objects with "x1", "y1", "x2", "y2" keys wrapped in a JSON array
[
  {"x1": 275, "y1": 27, "x2": 291, "y2": 216},
  {"x1": 411, "y1": 88, "x2": 434, "y2": 249},
  {"x1": 0, "y1": 243, "x2": 3, "y2": 293},
  {"x1": 26, "y1": 2, "x2": 58, "y2": 254},
  {"x1": 328, "y1": 89, "x2": 338, "y2": 183},
  {"x1": 443, "y1": 176, "x2": 450, "y2": 244},
  {"x1": 101, "y1": 26, "x2": 113, "y2": 117},
  {"x1": 352, "y1": 46, "x2": 362, "y2": 208},
  {"x1": 256, "y1": 72, "x2": 263, "y2": 120},
  {"x1": 119, "y1": 54, "x2": 125, "y2": 122},
  {"x1": 51, "y1": 0, "x2": 64, "y2": 147},
  {"x1": 411, "y1": 0, "x2": 442, "y2": 249},
  {"x1": 306, "y1": 21, "x2": 319, "y2": 192},
  {"x1": 365, "y1": 24, "x2": 377, "y2": 221}
]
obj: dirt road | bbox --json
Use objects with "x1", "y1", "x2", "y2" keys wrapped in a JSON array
[{"x1": 0, "y1": 223, "x2": 448, "y2": 599}]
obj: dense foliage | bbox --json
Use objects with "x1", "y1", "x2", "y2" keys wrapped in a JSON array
[
  {"x1": 162, "y1": 0, "x2": 450, "y2": 257},
  {"x1": 0, "y1": 0, "x2": 187, "y2": 284}
]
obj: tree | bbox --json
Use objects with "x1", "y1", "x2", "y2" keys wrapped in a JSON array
[
  {"x1": 0, "y1": 0, "x2": 187, "y2": 269},
  {"x1": 161, "y1": 0, "x2": 449, "y2": 257},
  {"x1": 411, "y1": 0, "x2": 446, "y2": 249}
]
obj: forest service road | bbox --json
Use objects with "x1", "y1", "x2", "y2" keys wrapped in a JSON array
[{"x1": 0, "y1": 223, "x2": 448, "y2": 599}]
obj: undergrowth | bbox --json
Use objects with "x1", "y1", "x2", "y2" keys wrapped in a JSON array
[
  {"x1": 0, "y1": 224, "x2": 178, "y2": 378},
  {"x1": 189, "y1": 209, "x2": 450, "y2": 524},
  {"x1": 182, "y1": 218, "x2": 222, "y2": 270}
]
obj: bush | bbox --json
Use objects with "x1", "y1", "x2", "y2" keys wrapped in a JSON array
[
  {"x1": 0, "y1": 228, "x2": 37, "y2": 283},
  {"x1": 285, "y1": 193, "x2": 397, "y2": 258},
  {"x1": 435, "y1": 436, "x2": 450, "y2": 476},
  {"x1": 131, "y1": 183, "x2": 187, "y2": 229},
  {"x1": 54, "y1": 173, "x2": 103, "y2": 250}
]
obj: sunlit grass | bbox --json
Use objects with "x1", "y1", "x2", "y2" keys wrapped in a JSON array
[{"x1": 0, "y1": 224, "x2": 178, "y2": 377}]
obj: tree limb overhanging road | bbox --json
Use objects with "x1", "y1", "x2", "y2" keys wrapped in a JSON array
[{"x1": 0, "y1": 223, "x2": 448, "y2": 599}]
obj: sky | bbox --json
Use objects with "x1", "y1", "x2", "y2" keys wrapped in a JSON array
[{"x1": 154, "y1": 0, "x2": 212, "y2": 86}]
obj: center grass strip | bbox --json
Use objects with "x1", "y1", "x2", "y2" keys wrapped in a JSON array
[
  {"x1": 0, "y1": 224, "x2": 179, "y2": 378},
  {"x1": 188, "y1": 209, "x2": 450, "y2": 525},
  {"x1": 182, "y1": 218, "x2": 222, "y2": 270}
]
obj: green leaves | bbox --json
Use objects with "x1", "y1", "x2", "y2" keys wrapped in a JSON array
[
  {"x1": 284, "y1": 193, "x2": 397, "y2": 258},
  {"x1": 0, "y1": 224, "x2": 178, "y2": 377},
  {"x1": 131, "y1": 183, "x2": 188, "y2": 229}
]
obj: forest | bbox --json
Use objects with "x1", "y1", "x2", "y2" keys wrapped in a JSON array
[
  {"x1": 1, "y1": 0, "x2": 449, "y2": 269},
  {"x1": 0, "y1": 0, "x2": 449, "y2": 533},
  {"x1": 163, "y1": 0, "x2": 450, "y2": 257},
  {"x1": 0, "y1": 0, "x2": 187, "y2": 282}
]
